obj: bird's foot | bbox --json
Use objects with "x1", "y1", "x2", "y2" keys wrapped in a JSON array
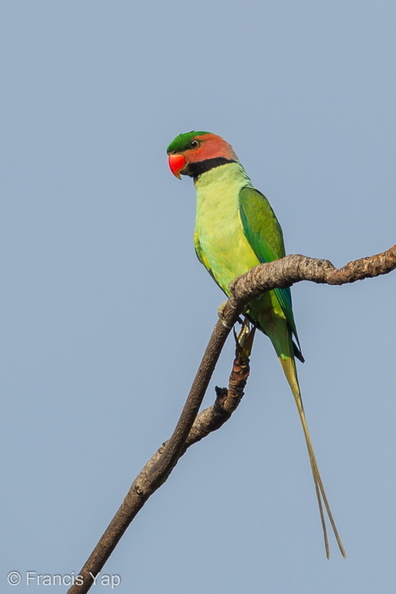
[
  {"x1": 233, "y1": 319, "x2": 256, "y2": 359},
  {"x1": 217, "y1": 301, "x2": 233, "y2": 329}
]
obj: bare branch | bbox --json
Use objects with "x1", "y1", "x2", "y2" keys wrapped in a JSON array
[
  {"x1": 229, "y1": 245, "x2": 396, "y2": 305},
  {"x1": 67, "y1": 324, "x2": 248, "y2": 594},
  {"x1": 67, "y1": 244, "x2": 395, "y2": 594}
]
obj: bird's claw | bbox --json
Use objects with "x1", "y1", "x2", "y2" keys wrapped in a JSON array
[
  {"x1": 233, "y1": 319, "x2": 256, "y2": 358},
  {"x1": 217, "y1": 301, "x2": 233, "y2": 329}
]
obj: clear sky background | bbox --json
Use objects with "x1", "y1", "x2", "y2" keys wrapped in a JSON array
[{"x1": 1, "y1": 2, "x2": 395, "y2": 593}]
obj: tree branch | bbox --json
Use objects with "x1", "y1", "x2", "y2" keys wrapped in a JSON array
[{"x1": 67, "y1": 244, "x2": 395, "y2": 594}]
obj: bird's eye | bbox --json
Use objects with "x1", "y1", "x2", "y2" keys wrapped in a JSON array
[{"x1": 189, "y1": 139, "x2": 199, "y2": 149}]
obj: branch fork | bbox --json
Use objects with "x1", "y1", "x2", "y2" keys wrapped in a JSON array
[{"x1": 67, "y1": 244, "x2": 395, "y2": 594}]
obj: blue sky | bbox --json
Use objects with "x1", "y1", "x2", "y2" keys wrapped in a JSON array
[{"x1": 1, "y1": 2, "x2": 395, "y2": 593}]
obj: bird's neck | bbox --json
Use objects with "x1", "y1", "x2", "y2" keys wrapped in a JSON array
[{"x1": 194, "y1": 161, "x2": 252, "y2": 195}]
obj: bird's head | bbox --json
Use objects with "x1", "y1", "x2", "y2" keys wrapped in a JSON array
[{"x1": 167, "y1": 131, "x2": 238, "y2": 179}]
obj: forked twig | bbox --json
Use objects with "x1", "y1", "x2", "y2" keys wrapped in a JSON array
[{"x1": 67, "y1": 245, "x2": 395, "y2": 594}]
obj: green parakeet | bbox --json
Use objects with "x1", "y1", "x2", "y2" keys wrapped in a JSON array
[{"x1": 167, "y1": 130, "x2": 346, "y2": 558}]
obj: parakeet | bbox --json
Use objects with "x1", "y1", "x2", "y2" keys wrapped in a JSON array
[{"x1": 167, "y1": 130, "x2": 346, "y2": 558}]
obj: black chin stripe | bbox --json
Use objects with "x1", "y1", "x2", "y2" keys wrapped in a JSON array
[{"x1": 185, "y1": 157, "x2": 236, "y2": 179}]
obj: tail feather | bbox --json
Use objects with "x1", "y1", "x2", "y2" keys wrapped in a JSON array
[{"x1": 279, "y1": 355, "x2": 346, "y2": 558}]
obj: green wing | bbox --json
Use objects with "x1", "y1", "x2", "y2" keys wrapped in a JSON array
[{"x1": 239, "y1": 186, "x2": 303, "y2": 360}]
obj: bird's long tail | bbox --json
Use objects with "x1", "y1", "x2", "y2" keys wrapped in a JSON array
[{"x1": 279, "y1": 355, "x2": 347, "y2": 558}]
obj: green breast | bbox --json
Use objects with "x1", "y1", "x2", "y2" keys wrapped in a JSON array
[{"x1": 194, "y1": 162, "x2": 259, "y2": 295}]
